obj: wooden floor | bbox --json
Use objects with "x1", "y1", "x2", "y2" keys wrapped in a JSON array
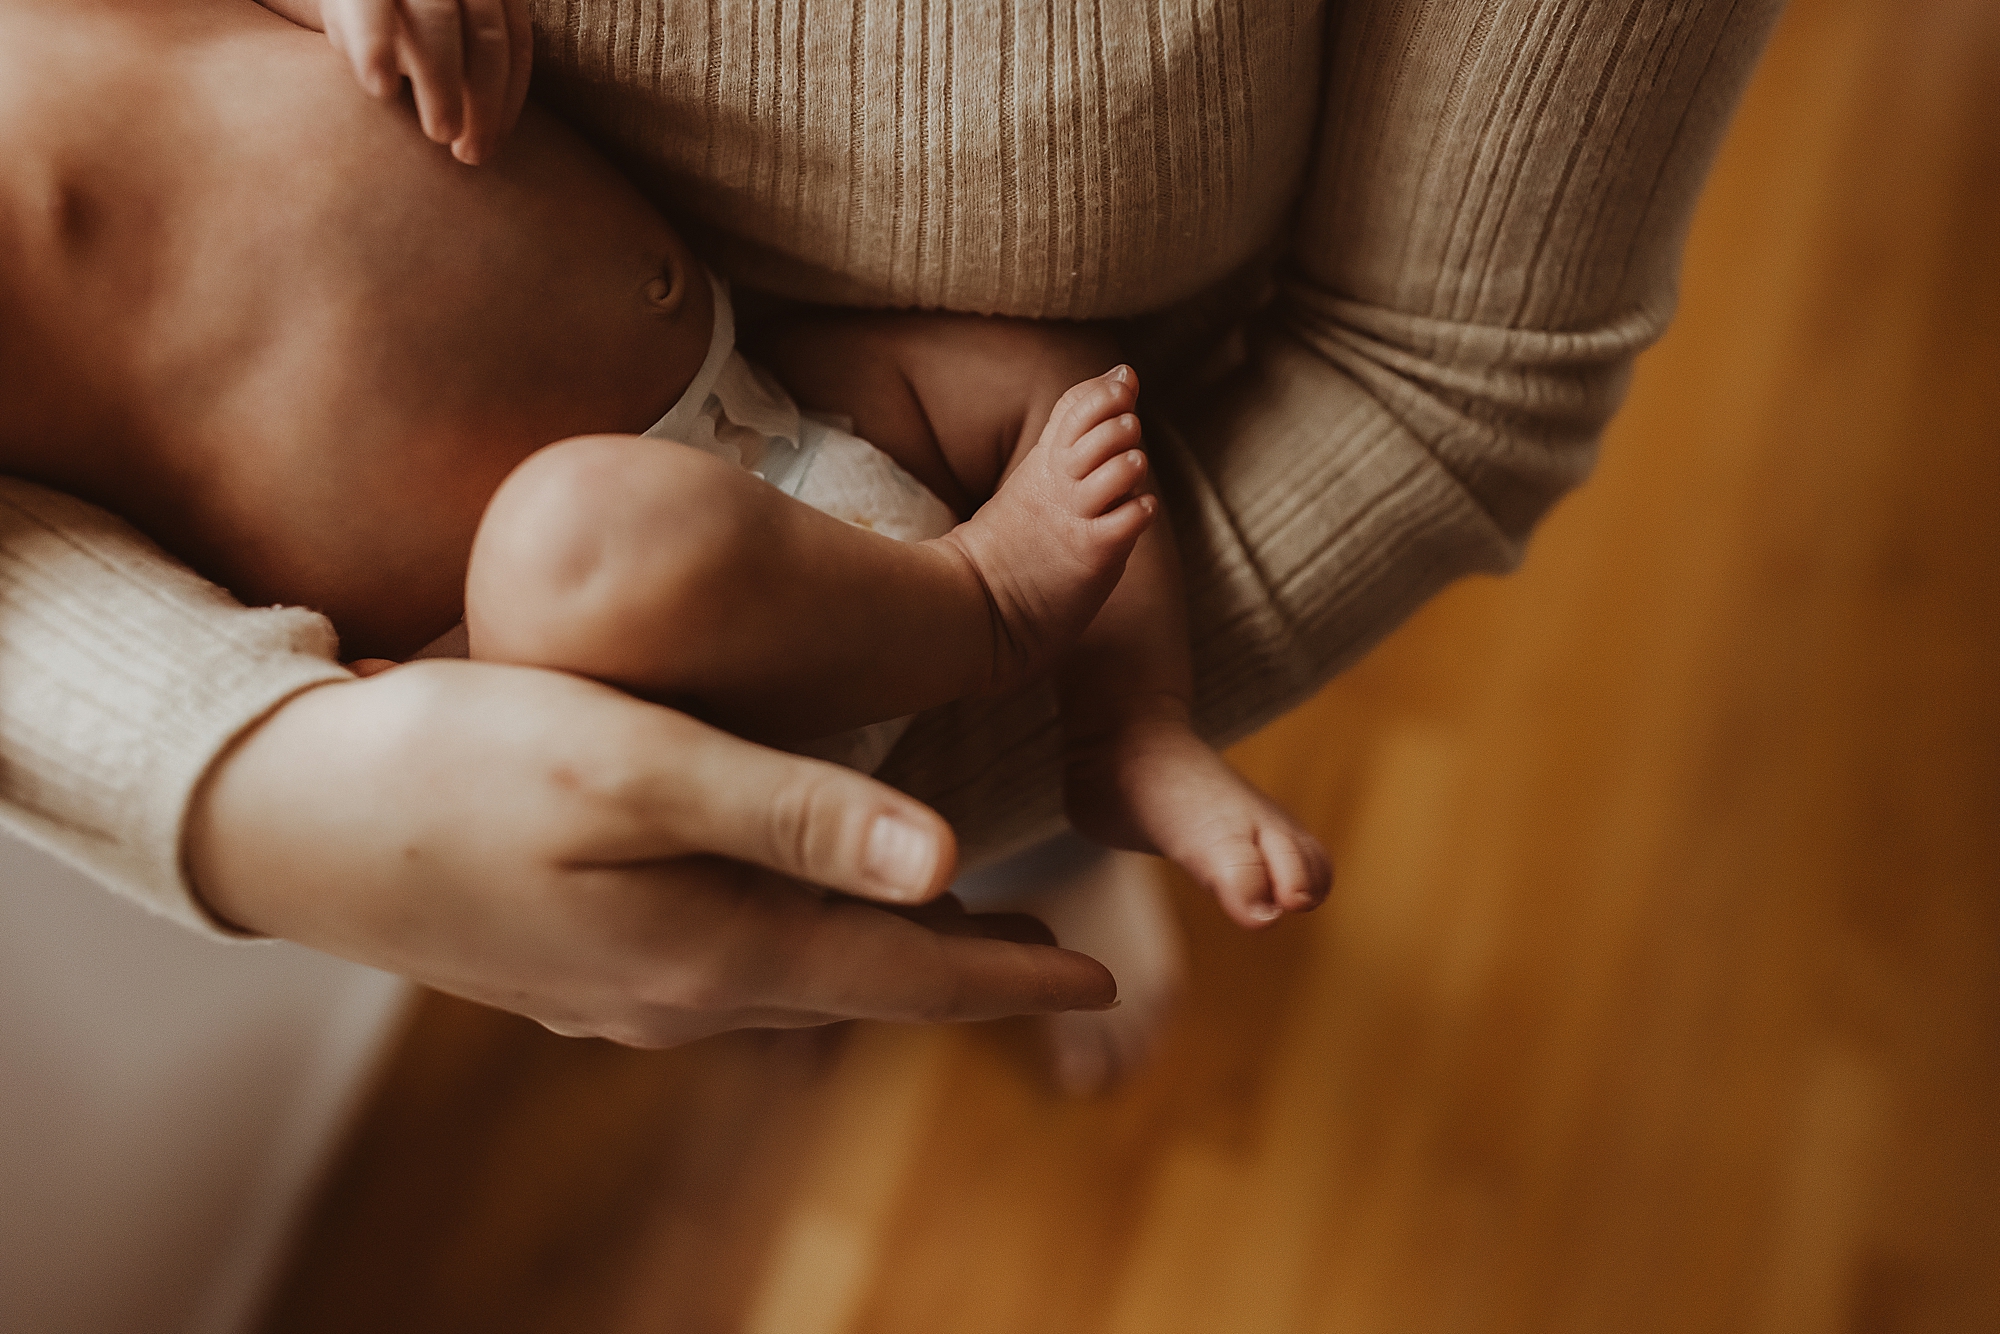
[{"x1": 262, "y1": 2, "x2": 2000, "y2": 1330}]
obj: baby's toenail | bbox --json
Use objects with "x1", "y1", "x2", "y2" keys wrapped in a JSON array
[
  {"x1": 1248, "y1": 902, "x2": 1283, "y2": 922},
  {"x1": 1110, "y1": 365, "x2": 1131, "y2": 383}
]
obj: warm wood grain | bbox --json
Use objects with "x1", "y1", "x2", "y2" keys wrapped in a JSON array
[{"x1": 261, "y1": 1, "x2": 2000, "y2": 1329}]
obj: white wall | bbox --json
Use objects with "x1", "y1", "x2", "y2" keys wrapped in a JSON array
[{"x1": 0, "y1": 833, "x2": 410, "y2": 1334}]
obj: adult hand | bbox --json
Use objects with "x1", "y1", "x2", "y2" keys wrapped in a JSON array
[
  {"x1": 185, "y1": 659, "x2": 1116, "y2": 1047},
  {"x1": 318, "y1": 0, "x2": 534, "y2": 165}
]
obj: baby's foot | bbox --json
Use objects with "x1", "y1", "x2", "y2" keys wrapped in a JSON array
[
  {"x1": 1018, "y1": 849, "x2": 1186, "y2": 1096},
  {"x1": 953, "y1": 834, "x2": 1185, "y2": 1095},
  {"x1": 939, "y1": 367, "x2": 1157, "y2": 692},
  {"x1": 1065, "y1": 713, "x2": 1333, "y2": 929}
]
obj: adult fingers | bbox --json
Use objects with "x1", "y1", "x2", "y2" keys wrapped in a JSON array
[
  {"x1": 564, "y1": 1005, "x2": 863, "y2": 1050},
  {"x1": 763, "y1": 890, "x2": 1119, "y2": 1023},
  {"x1": 323, "y1": 0, "x2": 401, "y2": 99},
  {"x1": 398, "y1": 0, "x2": 468, "y2": 147},
  {"x1": 632, "y1": 866, "x2": 1116, "y2": 1027},
  {"x1": 533, "y1": 863, "x2": 1111, "y2": 1047},
  {"x1": 571, "y1": 703, "x2": 961, "y2": 905},
  {"x1": 873, "y1": 893, "x2": 1060, "y2": 947},
  {"x1": 451, "y1": 0, "x2": 513, "y2": 163}
]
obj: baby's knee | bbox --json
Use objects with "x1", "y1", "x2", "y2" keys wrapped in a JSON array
[{"x1": 465, "y1": 435, "x2": 758, "y2": 670}]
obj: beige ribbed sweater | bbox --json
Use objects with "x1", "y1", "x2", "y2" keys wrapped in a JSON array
[{"x1": 0, "y1": 0, "x2": 1784, "y2": 934}]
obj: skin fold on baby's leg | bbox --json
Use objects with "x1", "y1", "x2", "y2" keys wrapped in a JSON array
[{"x1": 463, "y1": 368, "x2": 1153, "y2": 744}]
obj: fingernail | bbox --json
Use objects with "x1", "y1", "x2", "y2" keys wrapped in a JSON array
[
  {"x1": 865, "y1": 815, "x2": 936, "y2": 901},
  {"x1": 1109, "y1": 364, "x2": 1131, "y2": 383}
]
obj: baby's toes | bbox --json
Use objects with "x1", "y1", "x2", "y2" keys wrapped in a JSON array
[
  {"x1": 1066, "y1": 407, "x2": 1145, "y2": 481},
  {"x1": 1073, "y1": 437, "x2": 1148, "y2": 515},
  {"x1": 1260, "y1": 823, "x2": 1333, "y2": 914},
  {"x1": 1081, "y1": 490, "x2": 1157, "y2": 557},
  {"x1": 1044, "y1": 367, "x2": 1139, "y2": 468},
  {"x1": 1196, "y1": 835, "x2": 1284, "y2": 928}
]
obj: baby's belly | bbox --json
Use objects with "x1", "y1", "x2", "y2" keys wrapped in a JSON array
[
  {"x1": 188, "y1": 62, "x2": 696, "y2": 460},
  {"x1": 19, "y1": 11, "x2": 704, "y2": 658},
  {"x1": 192, "y1": 128, "x2": 690, "y2": 654}
]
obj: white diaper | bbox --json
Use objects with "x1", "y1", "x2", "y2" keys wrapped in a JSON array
[
  {"x1": 651, "y1": 274, "x2": 958, "y2": 543},
  {"x1": 420, "y1": 272, "x2": 954, "y2": 775},
  {"x1": 648, "y1": 273, "x2": 957, "y2": 771}
]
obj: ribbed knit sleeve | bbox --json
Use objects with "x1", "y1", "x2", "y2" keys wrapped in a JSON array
[
  {"x1": 0, "y1": 480, "x2": 350, "y2": 936},
  {"x1": 1168, "y1": 0, "x2": 1789, "y2": 735}
]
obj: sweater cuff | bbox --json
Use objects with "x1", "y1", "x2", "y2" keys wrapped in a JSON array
[{"x1": 0, "y1": 479, "x2": 353, "y2": 939}]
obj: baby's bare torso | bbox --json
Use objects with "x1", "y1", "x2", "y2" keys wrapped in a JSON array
[{"x1": 0, "y1": 0, "x2": 703, "y2": 655}]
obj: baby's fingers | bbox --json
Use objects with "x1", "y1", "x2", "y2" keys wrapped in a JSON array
[
  {"x1": 451, "y1": 0, "x2": 529, "y2": 164},
  {"x1": 323, "y1": 0, "x2": 401, "y2": 100},
  {"x1": 398, "y1": 0, "x2": 469, "y2": 148}
]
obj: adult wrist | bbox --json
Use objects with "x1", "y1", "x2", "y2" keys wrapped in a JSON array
[{"x1": 181, "y1": 675, "x2": 356, "y2": 937}]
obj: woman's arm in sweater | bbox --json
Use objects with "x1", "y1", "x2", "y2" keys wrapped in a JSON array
[{"x1": 1167, "y1": 0, "x2": 1789, "y2": 737}]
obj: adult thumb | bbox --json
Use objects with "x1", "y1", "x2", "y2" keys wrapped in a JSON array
[{"x1": 605, "y1": 710, "x2": 962, "y2": 904}]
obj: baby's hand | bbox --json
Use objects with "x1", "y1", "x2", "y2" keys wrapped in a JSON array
[{"x1": 322, "y1": 0, "x2": 534, "y2": 165}]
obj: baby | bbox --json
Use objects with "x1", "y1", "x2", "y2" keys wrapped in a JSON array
[{"x1": 1, "y1": 0, "x2": 1328, "y2": 927}]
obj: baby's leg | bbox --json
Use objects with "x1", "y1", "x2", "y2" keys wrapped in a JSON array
[
  {"x1": 1057, "y1": 485, "x2": 1334, "y2": 928},
  {"x1": 464, "y1": 373, "x2": 1148, "y2": 743},
  {"x1": 758, "y1": 308, "x2": 1330, "y2": 924}
]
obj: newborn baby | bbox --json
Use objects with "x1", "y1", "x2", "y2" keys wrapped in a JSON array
[{"x1": 1, "y1": 0, "x2": 1329, "y2": 927}]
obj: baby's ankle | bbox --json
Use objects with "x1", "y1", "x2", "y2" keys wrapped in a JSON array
[
  {"x1": 923, "y1": 526, "x2": 1035, "y2": 696},
  {"x1": 1063, "y1": 689, "x2": 1197, "y2": 753},
  {"x1": 928, "y1": 366, "x2": 1157, "y2": 694}
]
